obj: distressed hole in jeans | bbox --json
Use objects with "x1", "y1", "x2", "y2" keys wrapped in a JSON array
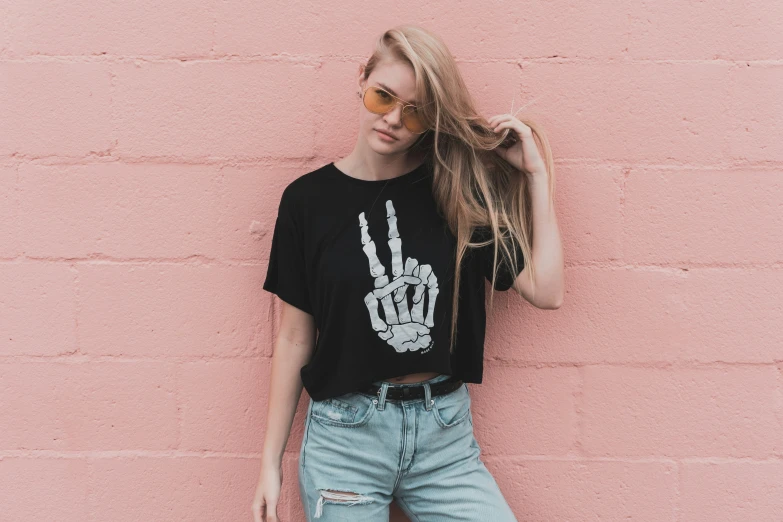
[{"x1": 313, "y1": 489, "x2": 374, "y2": 519}]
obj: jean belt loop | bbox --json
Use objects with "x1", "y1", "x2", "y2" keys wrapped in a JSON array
[
  {"x1": 377, "y1": 382, "x2": 389, "y2": 411},
  {"x1": 423, "y1": 382, "x2": 433, "y2": 411}
]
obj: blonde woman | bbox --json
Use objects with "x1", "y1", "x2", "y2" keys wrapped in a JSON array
[{"x1": 253, "y1": 25, "x2": 564, "y2": 522}]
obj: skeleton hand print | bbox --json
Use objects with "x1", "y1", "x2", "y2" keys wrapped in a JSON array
[{"x1": 358, "y1": 200, "x2": 439, "y2": 353}]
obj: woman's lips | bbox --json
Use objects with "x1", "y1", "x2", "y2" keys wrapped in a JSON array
[{"x1": 375, "y1": 129, "x2": 397, "y2": 140}]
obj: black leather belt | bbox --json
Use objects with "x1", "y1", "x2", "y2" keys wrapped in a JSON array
[{"x1": 360, "y1": 375, "x2": 463, "y2": 401}]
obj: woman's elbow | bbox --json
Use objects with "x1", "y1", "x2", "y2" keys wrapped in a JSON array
[
  {"x1": 536, "y1": 290, "x2": 564, "y2": 310},
  {"x1": 549, "y1": 295, "x2": 564, "y2": 310}
]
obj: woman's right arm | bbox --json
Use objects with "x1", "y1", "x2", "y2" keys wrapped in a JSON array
[{"x1": 252, "y1": 301, "x2": 316, "y2": 522}]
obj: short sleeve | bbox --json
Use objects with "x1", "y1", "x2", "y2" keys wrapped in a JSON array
[
  {"x1": 472, "y1": 226, "x2": 526, "y2": 291},
  {"x1": 262, "y1": 187, "x2": 313, "y2": 315}
]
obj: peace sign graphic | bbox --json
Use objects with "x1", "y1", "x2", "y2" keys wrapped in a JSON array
[{"x1": 358, "y1": 199, "x2": 439, "y2": 353}]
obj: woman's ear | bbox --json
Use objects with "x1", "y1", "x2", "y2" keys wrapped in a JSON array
[{"x1": 357, "y1": 64, "x2": 366, "y2": 89}]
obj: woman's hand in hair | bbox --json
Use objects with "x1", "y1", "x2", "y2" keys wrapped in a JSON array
[{"x1": 488, "y1": 113, "x2": 546, "y2": 177}]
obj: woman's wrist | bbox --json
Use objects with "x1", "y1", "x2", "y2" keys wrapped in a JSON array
[
  {"x1": 525, "y1": 167, "x2": 548, "y2": 183},
  {"x1": 261, "y1": 448, "x2": 284, "y2": 468}
]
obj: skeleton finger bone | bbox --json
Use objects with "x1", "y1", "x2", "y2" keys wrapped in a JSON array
[
  {"x1": 386, "y1": 200, "x2": 404, "y2": 277},
  {"x1": 358, "y1": 210, "x2": 399, "y2": 325}
]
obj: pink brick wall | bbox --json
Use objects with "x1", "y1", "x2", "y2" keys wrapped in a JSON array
[{"x1": 1, "y1": 3, "x2": 782, "y2": 521}]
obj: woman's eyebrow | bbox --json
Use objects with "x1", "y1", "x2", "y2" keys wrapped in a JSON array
[{"x1": 376, "y1": 82, "x2": 418, "y2": 105}]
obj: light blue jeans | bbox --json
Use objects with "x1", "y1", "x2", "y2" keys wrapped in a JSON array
[{"x1": 298, "y1": 374, "x2": 517, "y2": 521}]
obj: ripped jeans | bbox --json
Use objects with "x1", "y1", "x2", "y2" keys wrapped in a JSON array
[{"x1": 298, "y1": 374, "x2": 518, "y2": 521}]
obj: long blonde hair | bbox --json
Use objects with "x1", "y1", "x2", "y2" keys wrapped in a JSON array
[{"x1": 361, "y1": 25, "x2": 556, "y2": 354}]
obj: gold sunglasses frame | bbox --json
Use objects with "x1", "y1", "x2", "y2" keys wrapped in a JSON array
[{"x1": 360, "y1": 85, "x2": 431, "y2": 134}]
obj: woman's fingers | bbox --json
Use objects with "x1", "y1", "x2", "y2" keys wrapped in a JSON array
[
  {"x1": 252, "y1": 496, "x2": 281, "y2": 522},
  {"x1": 488, "y1": 113, "x2": 514, "y2": 127},
  {"x1": 251, "y1": 498, "x2": 263, "y2": 522},
  {"x1": 264, "y1": 498, "x2": 281, "y2": 522}
]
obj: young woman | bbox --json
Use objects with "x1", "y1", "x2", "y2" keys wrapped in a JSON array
[{"x1": 253, "y1": 25, "x2": 564, "y2": 522}]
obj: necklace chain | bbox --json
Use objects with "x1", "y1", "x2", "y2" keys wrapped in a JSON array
[{"x1": 367, "y1": 179, "x2": 391, "y2": 217}]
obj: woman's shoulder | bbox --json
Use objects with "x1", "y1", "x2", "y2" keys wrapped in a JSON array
[
  {"x1": 278, "y1": 162, "x2": 337, "y2": 208},
  {"x1": 283, "y1": 161, "x2": 334, "y2": 192}
]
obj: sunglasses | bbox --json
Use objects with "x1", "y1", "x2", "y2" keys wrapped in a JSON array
[{"x1": 360, "y1": 85, "x2": 430, "y2": 134}]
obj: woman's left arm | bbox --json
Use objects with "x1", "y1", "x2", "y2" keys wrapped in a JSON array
[
  {"x1": 513, "y1": 171, "x2": 564, "y2": 309},
  {"x1": 488, "y1": 113, "x2": 565, "y2": 309}
]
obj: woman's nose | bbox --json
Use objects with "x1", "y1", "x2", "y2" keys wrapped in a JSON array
[{"x1": 384, "y1": 104, "x2": 404, "y2": 126}]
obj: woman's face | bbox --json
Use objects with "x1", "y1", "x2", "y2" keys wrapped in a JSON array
[{"x1": 358, "y1": 60, "x2": 424, "y2": 154}]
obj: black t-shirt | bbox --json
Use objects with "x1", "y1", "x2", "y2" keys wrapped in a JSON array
[{"x1": 262, "y1": 160, "x2": 525, "y2": 401}]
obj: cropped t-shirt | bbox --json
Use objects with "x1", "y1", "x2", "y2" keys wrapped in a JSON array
[{"x1": 262, "y1": 160, "x2": 525, "y2": 401}]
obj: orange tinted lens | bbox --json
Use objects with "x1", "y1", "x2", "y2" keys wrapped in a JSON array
[
  {"x1": 402, "y1": 106, "x2": 427, "y2": 133},
  {"x1": 364, "y1": 87, "x2": 395, "y2": 114}
]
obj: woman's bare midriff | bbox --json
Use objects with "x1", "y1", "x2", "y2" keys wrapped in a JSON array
[{"x1": 386, "y1": 371, "x2": 441, "y2": 384}]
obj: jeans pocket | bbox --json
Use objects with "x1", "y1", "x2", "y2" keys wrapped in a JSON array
[
  {"x1": 432, "y1": 383, "x2": 472, "y2": 428},
  {"x1": 310, "y1": 392, "x2": 375, "y2": 428}
]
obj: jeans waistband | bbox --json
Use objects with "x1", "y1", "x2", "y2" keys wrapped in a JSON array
[{"x1": 371, "y1": 373, "x2": 452, "y2": 388}]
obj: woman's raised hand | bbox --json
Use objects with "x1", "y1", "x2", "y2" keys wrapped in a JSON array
[{"x1": 488, "y1": 112, "x2": 546, "y2": 176}]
